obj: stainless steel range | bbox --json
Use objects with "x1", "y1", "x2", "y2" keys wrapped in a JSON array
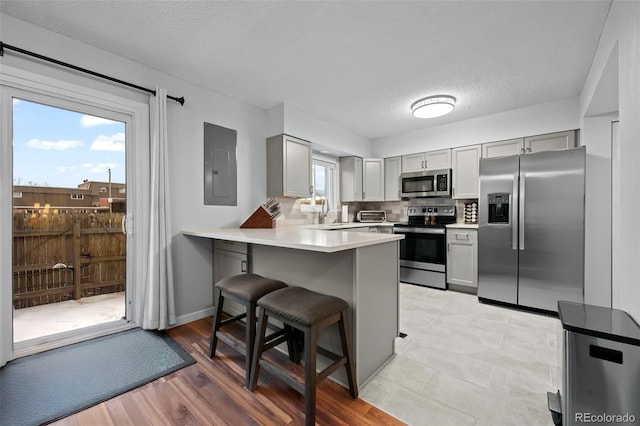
[{"x1": 393, "y1": 205, "x2": 456, "y2": 289}]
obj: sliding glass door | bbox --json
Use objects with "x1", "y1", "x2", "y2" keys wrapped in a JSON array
[{"x1": 1, "y1": 66, "x2": 149, "y2": 362}]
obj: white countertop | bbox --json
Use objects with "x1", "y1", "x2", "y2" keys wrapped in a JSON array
[
  {"x1": 300, "y1": 222, "x2": 395, "y2": 230},
  {"x1": 182, "y1": 227, "x2": 403, "y2": 253},
  {"x1": 446, "y1": 223, "x2": 479, "y2": 229}
]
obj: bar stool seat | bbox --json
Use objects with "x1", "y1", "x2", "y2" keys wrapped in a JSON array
[
  {"x1": 249, "y1": 286, "x2": 358, "y2": 426},
  {"x1": 208, "y1": 273, "x2": 287, "y2": 387}
]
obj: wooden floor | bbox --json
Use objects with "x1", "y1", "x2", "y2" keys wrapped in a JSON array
[{"x1": 52, "y1": 317, "x2": 406, "y2": 425}]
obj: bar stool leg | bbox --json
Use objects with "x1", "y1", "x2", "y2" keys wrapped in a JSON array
[
  {"x1": 248, "y1": 307, "x2": 268, "y2": 391},
  {"x1": 208, "y1": 288, "x2": 225, "y2": 358},
  {"x1": 245, "y1": 300, "x2": 257, "y2": 388},
  {"x1": 338, "y1": 311, "x2": 358, "y2": 398},
  {"x1": 304, "y1": 325, "x2": 317, "y2": 426}
]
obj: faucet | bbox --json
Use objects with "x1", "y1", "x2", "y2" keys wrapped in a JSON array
[{"x1": 318, "y1": 198, "x2": 330, "y2": 224}]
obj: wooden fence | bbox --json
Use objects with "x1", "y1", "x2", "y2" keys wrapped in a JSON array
[{"x1": 12, "y1": 211, "x2": 126, "y2": 309}]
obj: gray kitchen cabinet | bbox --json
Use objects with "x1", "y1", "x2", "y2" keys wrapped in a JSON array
[
  {"x1": 524, "y1": 130, "x2": 576, "y2": 153},
  {"x1": 452, "y1": 144, "x2": 481, "y2": 199},
  {"x1": 344, "y1": 227, "x2": 367, "y2": 233},
  {"x1": 340, "y1": 156, "x2": 363, "y2": 202},
  {"x1": 482, "y1": 130, "x2": 577, "y2": 158},
  {"x1": 375, "y1": 226, "x2": 394, "y2": 234},
  {"x1": 482, "y1": 138, "x2": 524, "y2": 158},
  {"x1": 384, "y1": 156, "x2": 402, "y2": 201},
  {"x1": 401, "y1": 152, "x2": 427, "y2": 173},
  {"x1": 213, "y1": 240, "x2": 251, "y2": 315},
  {"x1": 363, "y1": 158, "x2": 385, "y2": 201},
  {"x1": 401, "y1": 149, "x2": 451, "y2": 172},
  {"x1": 446, "y1": 228, "x2": 477, "y2": 288},
  {"x1": 342, "y1": 226, "x2": 391, "y2": 233},
  {"x1": 213, "y1": 240, "x2": 249, "y2": 283},
  {"x1": 266, "y1": 134, "x2": 312, "y2": 198},
  {"x1": 213, "y1": 240, "x2": 250, "y2": 308}
]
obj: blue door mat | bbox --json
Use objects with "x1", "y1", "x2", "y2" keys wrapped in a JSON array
[{"x1": 0, "y1": 327, "x2": 195, "y2": 425}]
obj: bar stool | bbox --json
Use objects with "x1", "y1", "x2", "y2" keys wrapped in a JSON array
[
  {"x1": 248, "y1": 286, "x2": 358, "y2": 426},
  {"x1": 208, "y1": 273, "x2": 287, "y2": 387}
]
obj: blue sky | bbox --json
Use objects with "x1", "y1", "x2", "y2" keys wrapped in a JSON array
[{"x1": 12, "y1": 98, "x2": 126, "y2": 188}]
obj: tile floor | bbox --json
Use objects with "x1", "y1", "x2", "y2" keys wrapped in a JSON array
[{"x1": 360, "y1": 283, "x2": 560, "y2": 426}]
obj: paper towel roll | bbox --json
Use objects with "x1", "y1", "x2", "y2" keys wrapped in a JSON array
[{"x1": 341, "y1": 205, "x2": 349, "y2": 223}]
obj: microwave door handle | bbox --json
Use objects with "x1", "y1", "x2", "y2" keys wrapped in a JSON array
[
  {"x1": 519, "y1": 174, "x2": 525, "y2": 250},
  {"x1": 512, "y1": 177, "x2": 518, "y2": 250}
]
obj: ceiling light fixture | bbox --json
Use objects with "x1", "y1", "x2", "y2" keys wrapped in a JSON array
[{"x1": 411, "y1": 95, "x2": 456, "y2": 118}]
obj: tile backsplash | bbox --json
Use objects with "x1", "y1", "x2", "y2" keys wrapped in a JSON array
[
  {"x1": 273, "y1": 198, "x2": 339, "y2": 226},
  {"x1": 274, "y1": 197, "x2": 478, "y2": 225}
]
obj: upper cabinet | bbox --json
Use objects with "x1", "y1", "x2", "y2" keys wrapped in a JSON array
[
  {"x1": 483, "y1": 130, "x2": 577, "y2": 158},
  {"x1": 266, "y1": 134, "x2": 312, "y2": 198},
  {"x1": 363, "y1": 158, "x2": 385, "y2": 201},
  {"x1": 524, "y1": 130, "x2": 576, "y2": 154},
  {"x1": 384, "y1": 156, "x2": 402, "y2": 201},
  {"x1": 451, "y1": 145, "x2": 481, "y2": 199},
  {"x1": 340, "y1": 157, "x2": 386, "y2": 202},
  {"x1": 340, "y1": 156, "x2": 363, "y2": 202},
  {"x1": 482, "y1": 138, "x2": 524, "y2": 159},
  {"x1": 401, "y1": 152, "x2": 427, "y2": 173},
  {"x1": 402, "y1": 149, "x2": 451, "y2": 172}
]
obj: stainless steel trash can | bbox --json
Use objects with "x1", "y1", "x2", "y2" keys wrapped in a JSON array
[{"x1": 549, "y1": 301, "x2": 640, "y2": 426}]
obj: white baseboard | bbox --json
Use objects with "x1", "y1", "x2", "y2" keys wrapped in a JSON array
[{"x1": 173, "y1": 307, "x2": 215, "y2": 327}]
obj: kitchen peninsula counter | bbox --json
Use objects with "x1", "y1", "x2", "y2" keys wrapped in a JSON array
[
  {"x1": 183, "y1": 227, "x2": 402, "y2": 387},
  {"x1": 183, "y1": 226, "x2": 401, "y2": 252}
]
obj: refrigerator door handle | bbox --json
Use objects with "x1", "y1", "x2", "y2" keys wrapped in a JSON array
[
  {"x1": 512, "y1": 177, "x2": 518, "y2": 250},
  {"x1": 519, "y1": 174, "x2": 526, "y2": 250}
]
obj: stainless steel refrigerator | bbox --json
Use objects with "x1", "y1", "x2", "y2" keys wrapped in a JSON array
[{"x1": 478, "y1": 147, "x2": 585, "y2": 312}]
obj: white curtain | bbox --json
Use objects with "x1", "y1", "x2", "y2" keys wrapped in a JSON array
[{"x1": 135, "y1": 87, "x2": 176, "y2": 329}]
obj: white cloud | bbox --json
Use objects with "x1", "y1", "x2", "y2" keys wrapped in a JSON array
[
  {"x1": 27, "y1": 138, "x2": 84, "y2": 150},
  {"x1": 90, "y1": 163, "x2": 117, "y2": 173},
  {"x1": 81, "y1": 163, "x2": 92, "y2": 168},
  {"x1": 56, "y1": 166, "x2": 76, "y2": 173},
  {"x1": 13, "y1": 99, "x2": 21, "y2": 105},
  {"x1": 80, "y1": 115, "x2": 117, "y2": 128},
  {"x1": 90, "y1": 133, "x2": 125, "y2": 152}
]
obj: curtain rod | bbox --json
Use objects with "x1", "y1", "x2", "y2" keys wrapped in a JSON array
[{"x1": 0, "y1": 42, "x2": 185, "y2": 106}]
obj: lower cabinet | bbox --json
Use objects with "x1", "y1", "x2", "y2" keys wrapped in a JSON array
[
  {"x1": 213, "y1": 240, "x2": 250, "y2": 310},
  {"x1": 446, "y1": 228, "x2": 477, "y2": 288},
  {"x1": 341, "y1": 225, "x2": 393, "y2": 233}
]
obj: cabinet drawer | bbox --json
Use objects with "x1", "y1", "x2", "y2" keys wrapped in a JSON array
[
  {"x1": 447, "y1": 229, "x2": 478, "y2": 241},
  {"x1": 214, "y1": 239, "x2": 248, "y2": 254}
]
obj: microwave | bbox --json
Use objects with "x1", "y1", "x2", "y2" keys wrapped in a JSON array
[{"x1": 400, "y1": 169, "x2": 452, "y2": 198}]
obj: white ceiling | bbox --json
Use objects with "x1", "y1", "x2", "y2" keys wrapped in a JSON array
[{"x1": 0, "y1": 1, "x2": 611, "y2": 140}]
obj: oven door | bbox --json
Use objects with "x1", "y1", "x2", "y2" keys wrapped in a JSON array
[
  {"x1": 394, "y1": 226, "x2": 447, "y2": 288},
  {"x1": 393, "y1": 227, "x2": 446, "y2": 268}
]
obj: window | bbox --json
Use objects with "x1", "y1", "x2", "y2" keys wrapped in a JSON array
[
  {"x1": 119, "y1": 188, "x2": 126, "y2": 194},
  {"x1": 12, "y1": 192, "x2": 22, "y2": 198},
  {"x1": 301, "y1": 157, "x2": 337, "y2": 212},
  {"x1": 70, "y1": 194, "x2": 84, "y2": 200},
  {"x1": 99, "y1": 187, "x2": 107, "y2": 193}
]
